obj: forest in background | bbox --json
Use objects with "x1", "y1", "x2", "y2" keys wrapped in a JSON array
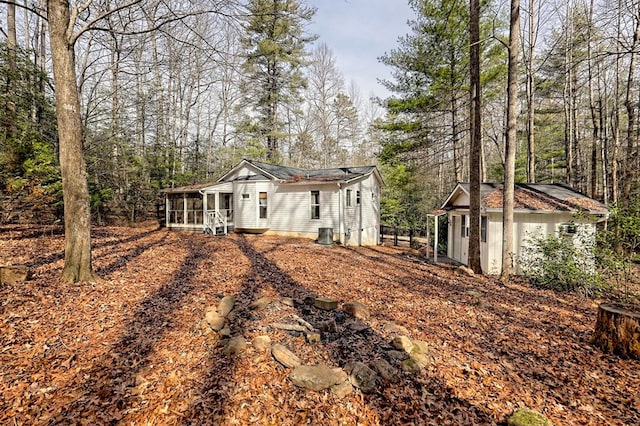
[{"x1": 1, "y1": 0, "x2": 640, "y2": 229}]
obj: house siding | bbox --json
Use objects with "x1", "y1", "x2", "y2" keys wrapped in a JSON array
[
  {"x1": 269, "y1": 183, "x2": 340, "y2": 238},
  {"x1": 341, "y1": 174, "x2": 380, "y2": 246}
]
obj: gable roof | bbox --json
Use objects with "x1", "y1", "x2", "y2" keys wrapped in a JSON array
[
  {"x1": 219, "y1": 159, "x2": 380, "y2": 185},
  {"x1": 161, "y1": 160, "x2": 382, "y2": 194},
  {"x1": 442, "y1": 182, "x2": 608, "y2": 215}
]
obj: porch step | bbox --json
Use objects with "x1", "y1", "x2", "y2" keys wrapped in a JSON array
[{"x1": 204, "y1": 226, "x2": 228, "y2": 236}]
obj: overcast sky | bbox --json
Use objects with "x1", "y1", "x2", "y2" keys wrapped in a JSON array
[{"x1": 305, "y1": 0, "x2": 415, "y2": 101}]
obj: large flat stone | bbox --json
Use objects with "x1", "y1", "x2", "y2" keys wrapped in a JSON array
[
  {"x1": 345, "y1": 362, "x2": 378, "y2": 394},
  {"x1": 217, "y1": 296, "x2": 236, "y2": 317},
  {"x1": 272, "y1": 344, "x2": 302, "y2": 368},
  {"x1": 314, "y1": 297, "x2": 338, "y2": 311},
  {"x1": 289, "y1": 364, "x2": 345, "y2": 392}
]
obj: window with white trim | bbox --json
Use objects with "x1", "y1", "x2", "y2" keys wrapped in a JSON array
[{"x1": 311, "y1": 190, "x2": 320, "y2": 219}]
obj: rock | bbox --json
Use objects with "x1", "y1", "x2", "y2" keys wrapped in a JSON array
[
  {"x1": 305, "y1": 332, "x2": 321, "y2": 344},
  {"x1": 456, "y1": 265, "x2": 475, "y2": 277},
  {"x1": 200, "y1": 320, "x2": 216, "y2": 336},
  {"x1": 317, "y1": 319, "x2": 337, "y2": 333},
  {"x1": 272, "y1": 344, "x2": 302, "y2": 368},
  {"x1": 289, "y1": 364, "x2": 346, "y2": 392},
  {"x1": 410, "y1": 351, "x2": 432, "y2": 368},
  {"x1": 314, "y1": 297, "x2": 338, "y2": 311},
  {"x1": 219, "y1": 327, "x2": 232, "y2": 338},
  {"x1": 345, "y1": 362, "x2": 377, "y2": 394},
  {"x1": 223, "y1": 336, "x2": 247, "y2": 356},
  {"x1": 380, "y1": 321, "x2": 410, "y2": 336},
  {"x1": 401, "y1": 358, "x2": 422, "y2": 373},
  {"x1": 217, "y1": 296, "x2": 236, "y2": 317},
  {"x1": 331, "y1": 381, "x2": 353, "y2": 399},
  {"x1": 205, "y1": 311, "x2": 226, "y2": 331},
  {"x1": 343, "y1": 302, "x2": 370, "y2": 321},
  {"x1": 466, "y1": 290, "x2": 483, "y2": 298},
  {"x1": 0, "y1": 265, "x2": 28, "y2": 284},
  {"x1": 392, "y1": 335, "x2": 415, "y2": 353},
  {"x1": 387, "y1": 350, "x2": 410, "y2": 361},
  {"x1": 252, "y1": 335, "x2": 272, "y2": 351},
  {"x1": 271, "y1": 322, "x2": 308, "y2": 333},
  {"x1": 410, "y1": 340, "x2": 433, "y2": 367},
  {"x1": 331, "y1": 367, "x2": 349, "y2": 384},
  {"x1": 507, "y1": 408, "x2": 554, "y2": 426},
  {"x1": 292, "y1": 316, "x2": 316, "y2": 331},
  {"x1": 280, "y1": 297, "x2": 296, "y2": 307},
  {"x1": 413, "y1": 342, "x2": 433, "y2": 364},
  {"x1": 372, "y1": 359, "x2": 399, "y2": 383},
  {"x1": 249, "y1": 297, "x2": 272, "y2": 311},
  {"x1": 345, "y1": 320, "x2": 370, "y2": 332}
]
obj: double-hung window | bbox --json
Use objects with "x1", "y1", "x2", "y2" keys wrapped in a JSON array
[
  {"x1": 259, "y1": 192, "x2": 267, "y2": 219},
  {"x1": 311, "y1": 191, "x2": 320, "y2": 219}
]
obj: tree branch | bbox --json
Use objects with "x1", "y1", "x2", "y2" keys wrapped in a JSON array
[{"x1": 0, "y1": 0, "x2": 47, "y2": 21}]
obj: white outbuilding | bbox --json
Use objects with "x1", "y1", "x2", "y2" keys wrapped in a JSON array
[{"x1": 441, "y1": 182, "x2": 609, "y2": 274}]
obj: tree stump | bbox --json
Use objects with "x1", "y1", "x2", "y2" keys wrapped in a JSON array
[{"x1": 591, "y1": 303, "x2": 640, "y2": 360}]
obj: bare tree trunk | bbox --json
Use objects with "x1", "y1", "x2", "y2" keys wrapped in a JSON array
[
  {"x1": 563, "y1": 1, "x2": 574, "y2": 186},
  {"x1": 5, "y1": 3, "x2": 17, "y2": 140},
  {"x1": 47, "y1": 0, "x2": 98, "y2": 283},
  {"x1": 502, "y1": 0, "x2": 520, "y2": 280},
  {"x1": 525, "y1": 0, "x2": 537, "y2": 183},
  {"x1": 622, "y1": 5, "x2": 640, "y2": 204},
  {"x1": 587, "y1": 0, "x2": 599, "y2": 198},
  {"x1": 468, "y1": 0, "x2": 482, "y2": 274}
]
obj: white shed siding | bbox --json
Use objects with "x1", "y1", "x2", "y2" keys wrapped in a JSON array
[{"x1": 481, "y1": 211, "x2": 594, "y2": 274}]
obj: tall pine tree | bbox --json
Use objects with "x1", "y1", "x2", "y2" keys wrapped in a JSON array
[{"x1": 241, "y1": 0, "x2": 316, "y2": 161}]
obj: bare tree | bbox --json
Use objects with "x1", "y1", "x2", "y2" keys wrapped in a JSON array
[
  {"x1": 468, "y1": 0, "x2": 482, "y2": 274},
  {"x1": 501, "y1": 0, "x2": 520, "y2": 280}
]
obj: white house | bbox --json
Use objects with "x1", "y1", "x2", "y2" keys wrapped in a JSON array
[
  {"x1": 441, "y1": 183, "x2": 609, "y2": 274},
  {"x1": 162, "y1": 159, "x2": 383, "y2": 246}
]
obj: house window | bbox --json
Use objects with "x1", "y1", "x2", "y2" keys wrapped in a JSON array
[
  {"x1": 481, "y1": 216, "x2": 487, "y2": 242},
  {"x1": 241, "y1": 193, "x2": 250, "y2": 200},
  {"x1": 259, "y1": 192, "x2": 267, "y2": 219},
  {"x1": 311, "y1": 190, "x2": 320, "y2": 219},
  {"x1": 461, "y1": 215, "x2": 467, "y2": 238},
  {"x1": 346, "y1": 189, "x2": 352, "y2": 207},
  {"x1": 560, "y1": 222, "x2": 578, "y2": 235},
  {"x1": 356, "y1": 190, "x2": 361, "y2": 205}
]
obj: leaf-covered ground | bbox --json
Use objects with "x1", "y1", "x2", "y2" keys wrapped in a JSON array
[{"x1": 1, "y1": 224, "x2": 638, "y2": 425}]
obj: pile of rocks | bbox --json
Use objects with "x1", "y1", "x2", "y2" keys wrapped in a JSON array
[{"x1": 200, "y1": 294, "x2": 436, "y2": 398}]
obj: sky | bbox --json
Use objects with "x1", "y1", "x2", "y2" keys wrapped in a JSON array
[{"x1": 305, "y1": 0, "x2": 415, "y2": 101}]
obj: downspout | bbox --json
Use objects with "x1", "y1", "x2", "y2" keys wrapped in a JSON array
[
  {"x1": 199, "y1": 189, "x2": 206, "y2": 230},
  {"x1": 165, "y1": 193, "x2": 169, "y2": 228},
  {"x1": 338, "y1": 182, "x2": 343, "y2": 244},
  {"x1": 359, "y1": 182, "x2": 363, "y2": 245}
]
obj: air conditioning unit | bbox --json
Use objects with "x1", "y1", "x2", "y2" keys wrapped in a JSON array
[{"x1": 559, "y1": 222, "x2": 578, "y2": 235}]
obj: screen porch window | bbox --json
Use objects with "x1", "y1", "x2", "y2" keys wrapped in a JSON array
[
  {"x1": 259, "y1": 192, "x2": 267, "y2": 219},
  {"x1": 311, "y1": 190, "x2": 320, "y2": 219},
  {"x1": 346, "y1": 189, "x2": 352, "y2": 207}
]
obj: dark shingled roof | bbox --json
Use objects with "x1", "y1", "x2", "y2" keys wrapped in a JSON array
[
  {"x1": 456, "y1": 183, "x2": 608, "y2": 213},
  {"x1": 228, "y1": 159, "x2": 376, "y2": 184}
]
